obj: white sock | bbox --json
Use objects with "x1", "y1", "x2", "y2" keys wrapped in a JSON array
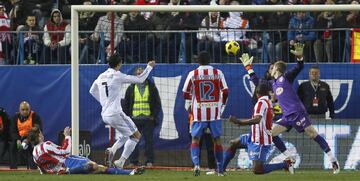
[
  {"x1": 108, "y1": 137, "x2": 129, "y2": 162},
  {"x1": 326, "y1": 150, "x2": 337, "y2": 162},
  {"x1": 121, "y1": 138, "x2": 139, "y2": 160},
  {"x1": 282, "y1": 150, "x2": 292, "y2": 158},
  {"x1": 115, "y1": 157, "x2": 127, "y2": 168},
  {"x1": 111, "y1": 136, "x2": 129, "y2": 154}
]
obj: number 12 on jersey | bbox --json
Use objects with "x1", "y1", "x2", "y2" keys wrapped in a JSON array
[{"x1": 197, "y1": 80, "x2": 219, "y2": 102}]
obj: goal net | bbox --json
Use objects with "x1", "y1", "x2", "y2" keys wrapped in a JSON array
[{"x1": 71, "y1": 4, "x2": 360, "y2": 169}]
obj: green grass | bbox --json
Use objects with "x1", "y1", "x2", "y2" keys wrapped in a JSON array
[{"x1": 0, "y1": 170, "x2": 359, "y2": 181}]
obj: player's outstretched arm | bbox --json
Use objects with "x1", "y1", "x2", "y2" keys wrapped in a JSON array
[
  {"x1": 89, "y1": 82, "x2": 101, "y2": 103},
  {"x1": 285, "y1": 43, "x2": 305, "y2": 83},
  {"x1": 229, "y1": 115, "x2": 261, "y2": 126},
  {"x1": 239, "y1": 53, "x2": 260, "y2": 86},
  {"x1": 120, "y1": 60, "x2": 155, "y2": 84}
]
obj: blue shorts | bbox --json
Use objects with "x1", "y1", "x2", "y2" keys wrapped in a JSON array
[
  {"x1": 239, "y1": 134, "x2": 270, "y2": 162},
  {"x1": 275, "y1": 111, "x2": 312, "y2": 133},
  {"x1": 191, "y1": 120, "x2": 222, "y2": 138},
  {"x1": 64, "y1": 155, "x2": 91, "y2": 173}
]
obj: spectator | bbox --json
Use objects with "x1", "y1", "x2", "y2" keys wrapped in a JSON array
[
  {"x1": 148, "y1": 0, "x2": 174, "y2": 63},
  {"x1": 168, "y1": 0, "x2": 190, "y2": 17},
  {"x1": 313, "y1": 0, "x2": 346, "y2": 62},
  {"x1": 8, "y1": 0, "x2": 25, "y2": 31},
  {"x1": 136, "y1": 0, "x2": 160, "y2": 20},
  {"x1": 79, "y1": 0, "x2": 101, "y2": 64},
  {"x1": 22, "y1": 0, "x2": 53, "y2": 28},
  {"x1": 42, "y1": 9, "x2": 71, "y2": 64},
  {"x1": 297, "y1": 66, "x2": 335, "y2": 119},
  {"x1": 345, "y1": 0, "x2": 360, "y2": 28},
  {"x1": 197, "y1": 11, "x2": 223, "y2": 63},
  {"x1": 19, "y1": 14, "x2": 43, "y2": 64},
  {"x1": 0, "y1": 3, "x2": 12, "y2": 65},
  {"x1": 168, "y1": 6, "x2": 201, "y2": 63},
  {"x1": 10, "y1": 101, "x2": 43, "y2": 169},
  {"x1": 266, "y1": 0, "x2": 290, "y2": 62},
  {"x1": 0, "y1": 107, "x2": 10, "y2": 164},
  {"x1": 123, "y1": 67, "x2": 162, "y2": 167},
  {"x1": 89, "y1": 12, "x2": 124, "y2": 62},
  {"x1": 288, "y1": 12, "x2": 316, "y2": 62},
  {"x1": 123, "y1": 11, "x2": 152, "y2": 63},
  {"x1": 220, "y1": 1, "x2": 250, "y2": 61}
]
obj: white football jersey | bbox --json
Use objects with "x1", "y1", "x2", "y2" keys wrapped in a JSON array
[{"x1": 90, "y1": 66, "x2": 153, "y2": 116}]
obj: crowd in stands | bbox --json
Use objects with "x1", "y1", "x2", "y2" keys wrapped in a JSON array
[{"x1": 0, "y1": 0, "x2": 358, "y2": 64}]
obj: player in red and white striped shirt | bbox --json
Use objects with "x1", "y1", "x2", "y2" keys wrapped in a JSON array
[
  {"x1": 251, "y1": 93, "x2": 273, "y2": 146},
  {"x1": 182, "y1": 51, "x2": 228, "y2": 176},
  {"x1": 28, "y1": 126, "x2": 144, "y2": 175},
  {"x1": 223, "y1": 83, "x2": 294, "y2": 175}
]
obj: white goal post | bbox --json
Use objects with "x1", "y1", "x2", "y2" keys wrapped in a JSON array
[{"x1": 70, "y1": 4, "x2": 360, "y2": 155}]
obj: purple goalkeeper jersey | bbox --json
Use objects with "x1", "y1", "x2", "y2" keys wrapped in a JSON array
[{"x1": 250, "y1": 61, "x2": 306, "y2": 116}]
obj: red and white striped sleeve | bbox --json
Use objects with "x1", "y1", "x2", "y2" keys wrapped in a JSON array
[
  {"x1": 218, "y1": 70, "x2": 229, "y2": 104},
  {"x1": 43, "y1": 136, "x2": 72, "y2": 156},
  {"x1": 219, "y1": 70, "x2": 228, "y2": 91},
  {"x1": 254, "y1": 100, "x2": 267, "y2": 117},
  {"x1": 182, "y1": 71, "x2": 194, "y2": 100}
]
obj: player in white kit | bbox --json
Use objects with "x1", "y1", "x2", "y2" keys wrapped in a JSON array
[{"x1": 90, "y1": 53, "x2": 155, "y2": 168}]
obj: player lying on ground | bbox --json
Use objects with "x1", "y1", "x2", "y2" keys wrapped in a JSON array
[
  {"x1": 28, "y1": 126, "x2": 144, "y2": 175},
  {"x1": 220, "y1": 84, "x2": 294, "y2": 175},
  {"x1": 89, "y1": 53, "x2": 155, "y2": 168},
  {"x1": 182, "y1": 51, "x2": 229, "y2": 176},
  {"x1": 239, "y1": 43, "x2": 340, "y2": 174}
]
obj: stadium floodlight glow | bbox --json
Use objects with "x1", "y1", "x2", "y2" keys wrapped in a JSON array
[{"x1": 70, "y1": 4, "x2": 360, "y2": 155}]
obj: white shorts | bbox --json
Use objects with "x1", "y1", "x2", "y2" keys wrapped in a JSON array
[{"x1": 102, "y1": 112, "x2": 138, "y2": 137}]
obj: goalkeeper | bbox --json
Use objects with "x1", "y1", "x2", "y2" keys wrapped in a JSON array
[
  {"x1": 238, "y1": 43, "x2": 340, "y2": 174},
  {"x1": 28, "y1": 126, "x2": 144, "y2": 175}
]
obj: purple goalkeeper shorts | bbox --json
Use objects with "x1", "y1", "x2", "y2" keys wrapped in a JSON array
[{"x1": 275, "y1": 111, "x2": 312, "y2": 133}]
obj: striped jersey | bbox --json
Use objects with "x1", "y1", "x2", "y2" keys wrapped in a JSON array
[
  {"x1": 182, "y1": 65, "x2": 228, "y2": 122},
  {"x1": 251, "y1": 96, "x2": 273, "y2": 145},
  {"x1": 32, "y1": 136, "x2": 71, "y2": 174}
]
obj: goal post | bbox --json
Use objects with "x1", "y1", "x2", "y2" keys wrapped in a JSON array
[{"x1": 70, "y1": 4, "x2": 360, "y2": 155}]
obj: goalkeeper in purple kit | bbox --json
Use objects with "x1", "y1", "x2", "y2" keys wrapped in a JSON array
[{"x1": 239, "y1": 43, "x2": 340, "y2": 174}]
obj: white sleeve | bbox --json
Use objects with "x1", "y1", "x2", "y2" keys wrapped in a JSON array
[
  {"x1": 43, "y1": 25, "x2": 51, "y2": 46},
  {"x1": 89, "y1": 80, "x2": 100, "y2": 103},
  {"x1": 254, "y1": 100, "x2": 266, "y2": 117},
  {"x1": 182, "y1": 71, "x2": 193, "y2": 93},
  {"x1": 117, "y1": 65, "x2": 153, "y2": 84},
  {"x1": 43, "y1": 136, "x2": 71, "y2": 156},
  {"x1": 58, "y1": 24, "x2": 71, "y2": 46}
]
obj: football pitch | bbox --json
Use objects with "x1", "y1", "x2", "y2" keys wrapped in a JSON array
[{"x1": 0, "y1": 170, "x2": 359, "y2": 181}]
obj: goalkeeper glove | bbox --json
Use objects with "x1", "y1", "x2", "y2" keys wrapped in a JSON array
[
  {"x1": 239, "y1": 53, "x2": 254, "y2": 74},
  {"x1": 273, "y1": 104, "x2": 283, "y2": 115},
  {"x1": 290, "y1": 43, "x2": 305, "y2": 59}
]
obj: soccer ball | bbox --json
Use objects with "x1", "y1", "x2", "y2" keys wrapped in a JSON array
[{"x1": 225, "y1": 41, "x2": 240, "y2": 56}]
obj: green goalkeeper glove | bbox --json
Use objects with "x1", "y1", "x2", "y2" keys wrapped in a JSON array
[
  {"x1": 290, "y1": 43, "x2": 305, "y2": 59},
  {"x1": 239, "y1": 53, "x2": 254, "y2": 74}
]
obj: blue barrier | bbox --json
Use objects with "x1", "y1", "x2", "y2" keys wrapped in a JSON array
[{"x1": 0, "y1": 64, "x2": 358, "y2": 150}]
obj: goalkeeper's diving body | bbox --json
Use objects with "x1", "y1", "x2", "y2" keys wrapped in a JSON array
[
  {"x1": 90, "y1": 53, "x2": 155, "y2": 168},
  {"x1": 238, "y1": 43, "x2": 340, "y2": 174},
  {"x1": 28, "y1": 126, "x2": 144, "y2": 175}
]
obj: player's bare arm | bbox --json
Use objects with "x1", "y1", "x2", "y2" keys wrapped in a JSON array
[{"x1": 228, "y1": 115, "x2": 262, "y2": 126}]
